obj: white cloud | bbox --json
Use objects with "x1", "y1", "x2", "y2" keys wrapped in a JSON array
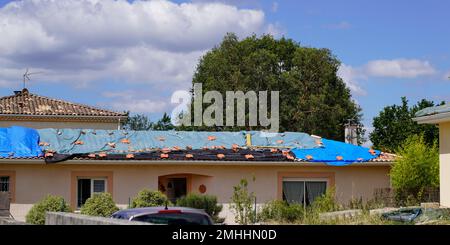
[
  {"x1": 339, "y1": 58, "x2": 437, "y2": 96},
  {"x1": 364, "y1": 59, "x2": 436, "y2": 78},
  {"x1": 337, "y1": 64, "x2": 367, "y2": 96},
  {"x1": 102, "y1": 90, "x2": 169, "y2": 113},
  {"x1": 0, "y1": 0, "x2": 270, "y2": 86}
]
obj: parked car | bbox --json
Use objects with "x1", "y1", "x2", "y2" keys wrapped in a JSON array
[{"x1": 111, "y1": 206, "x2": 214, "y2": 225}]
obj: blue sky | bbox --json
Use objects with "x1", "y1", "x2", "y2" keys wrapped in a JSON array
[{"x1": 0, "y1": 0, "x2": 449, "y2": 143}]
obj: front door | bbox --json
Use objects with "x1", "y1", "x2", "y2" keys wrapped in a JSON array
[{"x1": 166, "y1": 178, "x2": 187, "y2": 203}]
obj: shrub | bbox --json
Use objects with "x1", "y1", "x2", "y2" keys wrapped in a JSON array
[
  {"x1": 259, "y1": 200, "x2": 304, "y2": 223},
  {"x1": 176, "y1": 193, "x2": 223, "y2": 223},
  {"x1": 80, "y1": 192, "x2": 119, "y2": 217},
  {"x1": 310, "y1": 187, "x2": 340, "y2": 213},
  {"x1": 391, "y1": 134, "x2": 439, "y2": 205},
  {"x1": 230, "y1": 178, "x2": 256, "y2": 224},
  {"x1": 130, "y1": 189, "x2": 169, "y2": 208},
  {"x1": 26, "y1": 195, "x2": 71, "y2": 225}
]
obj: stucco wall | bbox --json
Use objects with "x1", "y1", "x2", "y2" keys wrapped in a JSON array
[
  {"x1": 440, "y1": 122, "x2": 450, "y2": 207},
  {"x1": 0, "y1": 163, "x2": 391, "y2": 222},
  {"x1": 0, "y1": 120, "x2": 119, "y2": 129}
]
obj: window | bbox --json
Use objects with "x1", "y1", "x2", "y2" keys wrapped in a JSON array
[
  {"x1": 77, "y1": 178, "x2": 106, "y2": 207},
  {"x1": 0, "y1": 176, "x2": 9, "y2": 192},
  {"x1": 282, "y1": 178, "x2": 327, "y2": 207}
]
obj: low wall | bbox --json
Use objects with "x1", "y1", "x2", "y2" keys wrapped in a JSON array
[
  {"x1": 0, "y1": 217, "x2": 28, "y2": 225},
  {"x1": 45, "y1": 212, "x2": 152, "y2": 225}
]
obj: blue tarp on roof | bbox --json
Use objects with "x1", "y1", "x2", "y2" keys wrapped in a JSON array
[
  {"x1": 0, "y1": 126, "x2": 42, "y2": 158},
  {"x1": 37, "y1": 129, "x2": 321, "y2": 154},
  {"x1": 291, "y1": 139, "x2": 381, "y2": 166},
  {"x1": 0, "y1": 126, "x2": 381, "y2": 164}
]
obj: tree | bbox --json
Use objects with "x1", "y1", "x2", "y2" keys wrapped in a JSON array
[
  {"x1": 370, "y1": 97, "x2": 442, "y2": 152},
  {"x1": 152, "y1": 113, "x2": 175, "y2": 130},
  {"x1": 182, "y1": 33, "x2": 363, "y2": 141},
  {"x1": 123, "y1": 112, "x2": 174, "y2": 131},
  {"x1": 230, "y1": 178, "x2": 256, "y2": 225},
  {"x1": 124, "y1": 113, "x2": 154, "y2": 130},
  {"x1": 390, "y1": 134, "x2": 439, "y2": 203}
]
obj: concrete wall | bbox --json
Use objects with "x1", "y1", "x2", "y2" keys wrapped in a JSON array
[
  {"x1": 0, "y1": 120, "x2": 119, "y2": 129},
  {"x1": 0, "y1": 162, "x2": 391, "y2": 223},
  {"x1": 45, "y1": 212, "x2": 151, "y2": 225},
  {"x1": 440, "y1": 122, "x2": 450, "y2": 207}
]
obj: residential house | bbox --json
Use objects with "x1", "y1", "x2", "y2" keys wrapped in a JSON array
[{"x1": 0, "y1": 90, "x2": 395, "y2": 224}]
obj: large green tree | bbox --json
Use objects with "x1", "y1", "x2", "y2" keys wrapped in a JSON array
[
  {"x1": 183, "y1": 33, "x2": 363, "y2": 142},
  {"x1": 370, "y1": 97, "x2": 443, "y2": 152}
]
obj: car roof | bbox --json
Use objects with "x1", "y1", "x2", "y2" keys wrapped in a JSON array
[{"x1": 112, "y1": 206, "x2": 208, "y2": 218}]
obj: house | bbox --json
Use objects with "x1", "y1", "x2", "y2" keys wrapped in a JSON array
[
  {"x1": 0, "y1": 126, "x2": 394, "y2": 223},
  {"x1": 0, "y1": 89, "x2": 396, "y2": 223},
  {"x1": 414, "y1": 103, "x2": 450, "y2": 207},
  {"x1": 0, "y1": 88, "x2": 127, "y2": 129}
]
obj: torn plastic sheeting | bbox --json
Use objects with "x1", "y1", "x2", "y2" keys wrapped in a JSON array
[
  {"x1": 291, "y1": 139, "x2": 381, "y2": 166},
  {"x1": 0, "y1": 126, "x2": 43, "y2": 157},
  {"x1": 37, "y1": 129, "x2": 249, "y2": 154}
]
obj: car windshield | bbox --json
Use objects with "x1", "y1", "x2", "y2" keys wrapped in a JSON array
[{"x1": 132, "y1": 212, "x2": 211, "y2": 225}]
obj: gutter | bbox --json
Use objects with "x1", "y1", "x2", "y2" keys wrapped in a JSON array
[{"x1": 0, "y1": 158, "x2": 393, "y2": 166}]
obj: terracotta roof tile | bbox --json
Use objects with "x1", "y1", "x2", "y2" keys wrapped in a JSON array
[{"x1": 0, "y1": 89, "x2": 126, "y2": 117}]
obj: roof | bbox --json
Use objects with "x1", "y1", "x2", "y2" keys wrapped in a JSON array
[
  {"x1": 0, "y1": 150, "x2": 396, "y2": 164},
  {"x1": 0, "y1": 89, "x2": 127, "y2": 118},
  {"x1": 0, "y1": 126, "x2": 396, "y2": 165},
  {"x1": 414, "y1": 103, "x2": 450, "y2": 124},
  {"x1": 415, "y1": 103, "x2": 450, "y2": 117}
]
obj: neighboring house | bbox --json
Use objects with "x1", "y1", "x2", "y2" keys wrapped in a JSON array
[
  {"x1": 0, "y1": 88, "x2": 127, "y2": 129},
  {"x1": 414, "y1": 103, "x2": 450, "y2": 207},
  {"x1": 0, "y1": 127, "x2": 395, "y2": 223}
]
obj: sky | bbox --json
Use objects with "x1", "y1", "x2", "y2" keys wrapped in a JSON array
[{"x1": 0, "y1": 0, "x2": 449, "y2": 144}]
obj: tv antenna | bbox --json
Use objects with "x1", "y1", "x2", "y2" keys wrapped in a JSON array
[{"x1": 22, "y1": 68, "x2": 44, "y2": 89}]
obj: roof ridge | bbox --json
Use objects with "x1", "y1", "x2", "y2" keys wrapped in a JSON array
[
  {"x1": 0, "y1": 90, "x2": 127, "y2": 117},
  {"x1": 24, "y1": 92, "x2": 127, "y2": 116}
]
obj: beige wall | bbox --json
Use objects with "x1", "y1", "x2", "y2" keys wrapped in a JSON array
[
  {"x1": 440, "y1": 122, "x2": 450, "y2": 207},
  {"x1": 0, "y1": 120, "x2": 119, "y2": 129},
  {"x1": 0, "y1": 162, "x2": 391, "y2": 221}
]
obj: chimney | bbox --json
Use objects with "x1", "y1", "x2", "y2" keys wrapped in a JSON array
[{"x1": 344, "y1": 120, "x2": 358, "y2": 145}]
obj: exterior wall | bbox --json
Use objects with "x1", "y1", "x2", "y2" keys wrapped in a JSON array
[
  {"x1": 0, "y1": 163, "x2": 391, "y2": 223},
  {"x1": 440, "y1": 122, "x2": 450, "y2": 207},
  {"x1": 0, "y1": 120, "x2": 119, "y2": 130}
]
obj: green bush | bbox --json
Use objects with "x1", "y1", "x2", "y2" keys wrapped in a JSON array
[
  {"x1": 26, "y1": 195, "x2": 71, "y2": 225},
  {"x1": 230, "y1": 178, "x2": 256, "y2": 225},
  {"x1": 80, "y1": 193, "x2": 119, "y2": 217},
  {"x1": 130, "y1": 189, "x2": 169, "y2": 208},
  {"x1": 259, "y1": 200, "x2": 304, "y2": 223},
  {"x1": 310, "y1": 187, "x2": 340, "y2": 213},
  {"x1": 391, "y1": 134, "x2": 439, "y2": 204},
  {"x1": 176, "y1": 193, "x2": 223, "y2": 223}
]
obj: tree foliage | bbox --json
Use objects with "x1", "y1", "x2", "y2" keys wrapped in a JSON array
[
  {"x1": 182, "y1": 33, "x2": 363, "y2": 142},
  {"x1": 391, "y1": 134, "x2": 439, "y2": 201},
  {"x1": 124, "y1": 112, "x2": 174, "y2": 131},
  {"x1": 370, "y1": 97, "x2": 442, "y2": 152}
]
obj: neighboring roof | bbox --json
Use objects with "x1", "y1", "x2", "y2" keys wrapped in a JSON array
[
  {"x1": 414, "y1": 103, "x2": 450, "y2": 124},
  {"x1": 0, "y1": 88, "x2": 127, "y2": 118}
]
